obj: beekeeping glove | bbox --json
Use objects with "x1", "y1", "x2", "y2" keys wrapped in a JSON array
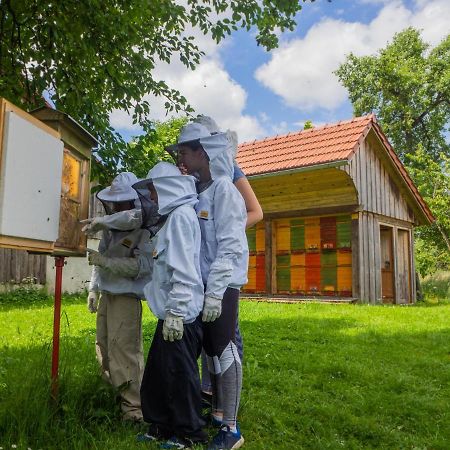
[
  {"x1": 87, "y1": 249, "x2": 139, "y2": 277},
  {"x1": 163, "y1": 313, "x2": 184, "y2": 342},
  {"x1": 87, "y1": 249, "x2": 107, "y2": 267},
  {"x1": 202, "y1": 295, "x2": 222, "y2": 322},
  {"x1": 87, "y1": 291, "x2": 98, "y2": 313},
  {"x1": 80, "y1": 217, "x2": 105, "y2": 234}
]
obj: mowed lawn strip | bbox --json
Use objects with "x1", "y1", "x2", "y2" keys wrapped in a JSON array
[{"x1": 0, "y1": 292, "x2": 449, "y2": 449}]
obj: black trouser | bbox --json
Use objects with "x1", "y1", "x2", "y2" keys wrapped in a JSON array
[
  {"x1": 140, "y1": 316, "x2": 206, "y2": 442},
  {"x1": 203, "y1": 287, "x2": 239, "y2": 357},
  {"x1": 202, "y1": 287, "x2": 242, "y2": 425}
]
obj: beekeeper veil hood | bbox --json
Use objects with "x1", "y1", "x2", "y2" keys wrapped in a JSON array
[
  {"x1": 97, "y1": 172, "x2": 139, "y2": 215},
  {"x1": 169, "y1": 119, "x2": 237, "y2": 180},
  {"x1": 135, "y1": 162, "x2": 198, "y2": 217}
]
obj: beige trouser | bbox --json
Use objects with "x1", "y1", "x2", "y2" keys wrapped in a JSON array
[{"x1": 96, "y1": 292, "x2": 144, "y2": 421}]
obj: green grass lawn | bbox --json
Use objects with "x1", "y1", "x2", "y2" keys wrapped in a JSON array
[{"x1": 0, "y1": 290, "x2": 449, "y2": 449}]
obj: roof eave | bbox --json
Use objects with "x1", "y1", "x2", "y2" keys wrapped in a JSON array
[{"x1": 246, "y1": 159, "x2": 349, "y2": 180}]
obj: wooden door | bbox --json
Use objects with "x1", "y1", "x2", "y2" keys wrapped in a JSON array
[
  {"x1": 396, "y1": 229, "x2": 412, "y2": 303},
  {"x1": 380, "y1": 227, "x2": 394, "y2": 302}
]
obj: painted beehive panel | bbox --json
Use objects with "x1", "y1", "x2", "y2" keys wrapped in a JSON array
[
  {"x1": 276, "y1": 219, "x2": 291, "y2": 253},
  {"x1": 255, "y1": 254, "x2": 266, "y2": 292},
  {"x1": 290, "y1": 218, "x2": 305, "y2": 251},
  {"x1": 291, "y1": 266, "x2": 306, "y2": 293},
  {"x1": 337, "y1": 266, "x2": 352, "y2": 296},
  {"x1": 255, "y1": 222, "x2": 265, "y2": 253},
  {"x1": 306, "y1": 266, "x2": 321, "y2": 295},
  {"x1": 247, "y1": 227, "x2": 256, "y2": 253},
  {"x1": 337, "y1": 250, "x2": 352, "y2": 266},
  {"x1": 243, "y1": 224, "x2": 266, "y2": 293},
  {"x1": 246, "y1": 255, "x2": 257, "y2": 291},
  {"x1": 321, "y1": 250, "x2": 337, "y2": 267},
  {"x1": 320, "y1": 216, "x2": 337, "y2": 249},
  {"x1": 337, "y1": 216, "x2": 352, "y2": 249},
  {"x1": 291, "y1": 253, "x2": 305, "y2": 267},
  {"x1": 306, "y1": 252, "x2": 320, "y2": 267},
  {"x1": 305, "y1": 218, "x2": 320, "y2": 251},
  {"x1": 321, "y1": 266, "x2": 337, "y2": 295}
]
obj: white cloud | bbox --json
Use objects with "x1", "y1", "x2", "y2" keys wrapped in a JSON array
[
  {"x1": 410, "y1": 0, "x2": 450, "y2": 46},
  {"x1": 255, "y1": 0, "x2": 450, "y2": 112},
  {"x1": 110, "y1": 34, "x2": 265, "y2": 142},
  {"x1": 152, "y1": 58, "x2": 266, "y2": 141},
  {"x1": 109, "y1": 108, "x2": 141, "y2": 132}
]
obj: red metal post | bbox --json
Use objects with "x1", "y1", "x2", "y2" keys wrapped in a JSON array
[{"x1": 51, "y1": 256, "x2": 65, "y2": 399}]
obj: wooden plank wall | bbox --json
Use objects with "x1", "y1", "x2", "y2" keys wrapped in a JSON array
[
  {"x1": 342, "y1": 131, "x2": 418, "y2": 303},
  {"x1": 0, "y1": 248, "x2": 46, "y2": 284},
  {"x1": 342, "y1": 131, "x2": 415, "y2": 223},
  {"x1": 358, "y1": 211, "x2": 382, "y2": 304}
]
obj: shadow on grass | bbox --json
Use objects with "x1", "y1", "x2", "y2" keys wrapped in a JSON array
[{"x1": 1, "y1": 307, "x2": 449, "y2": 449}]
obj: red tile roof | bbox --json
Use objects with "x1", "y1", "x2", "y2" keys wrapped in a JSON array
[
  {"x1": 236, "y1": 114, "x2": 434, "y2": 224},
  {"x1": 236, "y1": 114, "x2": 374, "y2": 176}
]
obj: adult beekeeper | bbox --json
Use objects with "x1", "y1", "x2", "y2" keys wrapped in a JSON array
[
  {"x1": 86, "y1": 172, "x2": 153, "y2": 422},
  {"x1": 173, "y1": 122, "x2": 249, "y2": 450}
]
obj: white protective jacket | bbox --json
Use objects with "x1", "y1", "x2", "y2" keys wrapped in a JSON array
[
  {"x1": 95, "y1": 208, "x2": 142, "y2": 231},
  {"x1": 88, "y1": 172, "x2": 153, "y2": 298},
  {"x1": 143, "y1": 163, "x2": 204, "y2": 323},
  {"x1": 195, "y1": 127, "x2": 249, "y2": 299},
  {"x1": 88, "y1": 227, "x2": 153, "y2": 298}
]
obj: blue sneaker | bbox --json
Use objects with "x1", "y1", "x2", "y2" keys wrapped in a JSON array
[
  {"x1": 160, "y1": 436, "x2": 193, "y2": 449},
  {"x1": 207, "y1": 424, "x2": 244, "y2": 449},
  {"x1": 136, "y1": 432, "x2": 158, "y2": 443},
  {"x1": 137, "y1": 423, "x2": 170, "y2": 443}
]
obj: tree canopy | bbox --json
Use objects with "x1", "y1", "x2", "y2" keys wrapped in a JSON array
[
  {"x1": 336, "y1": 28, "x2": 449, "y2": 162},
  {"x1": 0, "y1": 0, "x2": 314, "y2": 184},
  {"x1": 336, "y1": 28, "x2": 450, "y2": 275}
]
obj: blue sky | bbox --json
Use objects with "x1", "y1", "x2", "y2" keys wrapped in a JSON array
[{"x1": 111, "y1": 0, "x2": 449, "y2": 144}]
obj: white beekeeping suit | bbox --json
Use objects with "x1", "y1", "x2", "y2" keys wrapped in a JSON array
[
  {"x1": 137, "y1": 162, "x2": 207, "y2": 445},
  {"x1": 86, "y1": 171, "x2": 152, "y2": 423},
  {"x1": 81, "y1": 208, "x2": 143, "y2": 234},
  {"x1": 176, "y1": 122, "x2": 249, "y2": 300},
  {"x1": 135, "y1": 162, "x2": 204, "y2": 324},
  {"x1": 171, "y1": 121, "x2": 248, "y2": 446}
]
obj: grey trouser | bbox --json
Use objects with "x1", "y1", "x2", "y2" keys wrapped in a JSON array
[{"x1": 96, "y1": 292, "x2": 144, "y2": 420}]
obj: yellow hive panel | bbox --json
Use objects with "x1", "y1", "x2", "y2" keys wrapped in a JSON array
[
  {"x1": 337, "y1": 251, "x2": 352, "y2": 266},
  {"x1": 276, "y1": 222, "x2": 291, "y2": 252},
  {"x1": 291, "y1": 266, "x2": 306, "y2": 291},
  {"x1": 246, "y1": 267, "x2": 257, "y2": 290},
  {"x1": 256, "y1": 226, "x2": 265, "y2": 253},
  {"x1": 305, "y1": 218, "x2": 321, "y2": 251},
  {"x1": 305, "y1": 217, "x2": 320, "y2": 227},
  {"x1": 291, "y1": 253, "x2": 305, "y2": 267},
  {"x1": 337, "y1": 266, "x2": 352, "y2": 291}
]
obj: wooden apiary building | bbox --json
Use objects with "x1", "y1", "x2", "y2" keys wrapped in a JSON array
[{"x1": 236, "y1": 115, "x2": 434, "y2": 304}]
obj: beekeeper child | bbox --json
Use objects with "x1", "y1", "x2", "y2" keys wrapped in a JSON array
[
  {"x1": 135, "y1": 162, "x2": 207, "y2": 449},
  {"x1": 173, "y1": 122, "x2": 248, "y2": 450},
  {"x1": 86, "y1": 172, "x2": 153, "y2": 422}
]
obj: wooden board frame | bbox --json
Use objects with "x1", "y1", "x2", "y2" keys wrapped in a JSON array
[{"x1": 0, "y1": 98, "x2": 62, "y2": 253}]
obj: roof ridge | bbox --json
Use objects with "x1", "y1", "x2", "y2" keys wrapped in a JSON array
[{"x1": 239, "y1": 114, "x2": 374, "y2": 147}]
